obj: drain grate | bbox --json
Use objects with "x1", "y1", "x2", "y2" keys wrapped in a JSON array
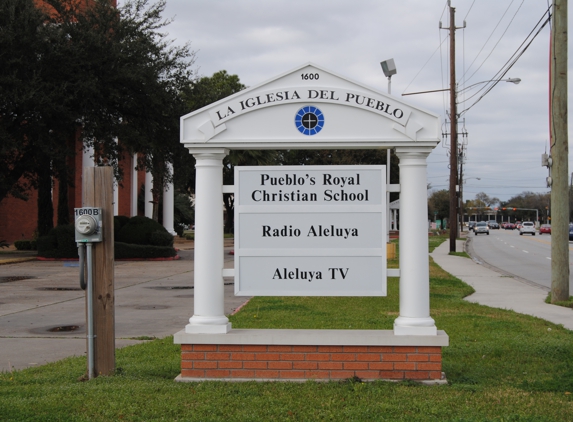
[
  {"x1": 37, "y1": 287, "x2": 82, "y2": 291},
  {"x1": 48, "y1": 325, "x2": 80, "y2": 332},
  {"x1": 147, "y1": 283, "x2": 233, "y2": 291},
  {"x1": 135, "y1": 305, "x2": 169, "y2": 310},
  {"x1": 0, "y1": 275, "x2": 35, "y2": 283}
]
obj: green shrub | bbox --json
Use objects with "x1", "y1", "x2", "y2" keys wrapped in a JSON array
[
  {"x1": 37, "y1": 224, "x2": 78, "y2": 259},
  {"x1": 36, "y1": 234, "x2": 57, "y2": 254},
  {"x1": 174, "y1": 223, "x2": 185, "y2": 237},
  {"x1": 54, "y1": 224, "x2": 78, "y2": 257},
  {"x1": 184, "y1": 232, "x2": 194, "y2": 240},
  {"x1": 37, "y1": 218, "x2": 176, "y2": 259},
  {"x1": 116, "y1": 216, "x2": 169, "y2": 245},
  {"x1": 14, "y1": 240, "x2": 37, "y2": 250},
  {"x1": 115, "y1": 242, "x2": 177, "y2": 259},
  {"x1": 149, "y1": 230, "x2": 174, "y2": 247},
  {"x1": 114, "y1": 215, "x2": 131, "y2": 239}
]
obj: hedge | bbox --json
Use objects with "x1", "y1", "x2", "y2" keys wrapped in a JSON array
[
  {"x1": 14, "y1": 240, "x2": 37, "y2": 250},
  {"x1": 37, "y1": 225, "x2": 78, "y2": 259},
  {"x1": 115, "y1": 242, "x2": 177, "y2": 259},
  {"x1": 37, "y1": 216, "x2": 176, "y2": 259},
  {"x1": 116, "y1": 216, "x2": 171, "y2": 245}
]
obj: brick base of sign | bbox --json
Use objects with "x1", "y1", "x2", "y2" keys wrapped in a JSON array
[{"x1": 174, "y1": 329, "x2": 448, "y2": 383}]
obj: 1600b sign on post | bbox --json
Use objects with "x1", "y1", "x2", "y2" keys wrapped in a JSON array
[{"x1": 234, "y1": 166, "x2": 387, "y2": 296}]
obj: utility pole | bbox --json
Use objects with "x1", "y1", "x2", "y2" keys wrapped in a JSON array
[
  {"x1": 83, "y1": 166, "x2": 115, "y2": 376},
  {"x1": 448, "y1": 3, "x2": 459, "y2": 252},
  {"x1": 459, "y1": 143, "x2": 465, "y2": 232},
  {"x1": 550, "y1": 0, "x2": 569, "y2": 302}
]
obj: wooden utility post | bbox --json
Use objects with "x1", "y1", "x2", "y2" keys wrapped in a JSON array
[
  {"x1": 83, "y1": 166, "x2": 115, "y2": 376},
  {"x1": 448, "y1": 4, "x2": 459, "y2": 252},
  {"x1": 550, "y1": 0, "x2": 570, "y2": 302}
]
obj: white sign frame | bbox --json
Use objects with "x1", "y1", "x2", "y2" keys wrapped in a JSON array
[{"x1": 234, "y1": 165, "x2": 386, "y2": 296}]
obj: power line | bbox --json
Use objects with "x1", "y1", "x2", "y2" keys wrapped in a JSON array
[
  {"x1": 459, "y1": 6, "x2": 552, "y2": 115},
  {"x1": 460, "y1": 0, "x2": 522, "y2": 86},
  {"x1": 463, "y1": 0, "x2": 476, "y2": 20},
  {"x1": 402, "y1": 38, "x2": 448, "y2": 96}
]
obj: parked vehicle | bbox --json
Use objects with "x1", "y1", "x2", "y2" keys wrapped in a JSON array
[
  {"x1": 519, "y1": 221, "x2": 536, "y2": 236},
  {"x1": 539, "y1": 224, "x2": 551, "y2": 234},
  {"x1": 487, "y1": 221, "x2": 500, "y2": 229},
  {"x1": 474, "y1": 221, "x2": 489, "y2": 235}
]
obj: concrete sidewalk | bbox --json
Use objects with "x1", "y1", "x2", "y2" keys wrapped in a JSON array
[
  {"x1": 431, "y1": 239, "x2": 573, "y2": 330},
  {"x1": 0, "y1": 243, "x2": 244, "y2": 372}
]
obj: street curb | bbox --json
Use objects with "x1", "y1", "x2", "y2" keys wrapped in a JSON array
[{"x1": 0, "y1": 257, "x2": 37, "y2": 265}]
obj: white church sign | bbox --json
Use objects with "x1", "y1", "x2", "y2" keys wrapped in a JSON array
[
  {"x1": 176, "y1": 62, "x2": 444, "y2": 337},
  {"x1": 234, "y1": 165, "x2": 386, "y2": 296}
]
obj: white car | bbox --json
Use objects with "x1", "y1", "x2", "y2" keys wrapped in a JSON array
[
  {"x1": 519, "y1": 221, "x2": 536, "y2": 236},
  {"x1": 474, "y1": 221, "x2": 489, "y2": 235}
]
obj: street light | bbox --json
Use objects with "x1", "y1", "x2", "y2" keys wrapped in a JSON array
[
  {"x1": 380, "y1": 59, "x2": 397, "y2": 95},
  {"x1": 380, "y1": 59, "x2": 397, "y2": 242},
  {"x1": 458, "y1": 78, "x2": 521, "y2": 93},
  {"x1": 457, "y1": 78, "x2": 521, "y2": 115},
  {"x1": 402, "y1": 78, "x2": 521, "y2": 96}
]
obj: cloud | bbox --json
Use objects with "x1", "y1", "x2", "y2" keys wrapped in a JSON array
[{"x1": 156, "y1": 0, "x2": 563, "y2": 201}]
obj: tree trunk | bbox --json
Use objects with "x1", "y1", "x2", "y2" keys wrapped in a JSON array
[
  {"x1": 37, "y1": 155, "x2": 54, "y2": 236},
  {"x1": 56, "y1": 158, "x2": 70, "y2": 225}
]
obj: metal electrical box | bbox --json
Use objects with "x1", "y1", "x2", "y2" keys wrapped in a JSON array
[{"x1": 74, "y1": 207, "x2": 103, "y2": 243}]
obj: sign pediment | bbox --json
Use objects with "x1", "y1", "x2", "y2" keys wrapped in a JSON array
[{"x1": 181, "y1": 63, "x2": 440, "y2": 150}]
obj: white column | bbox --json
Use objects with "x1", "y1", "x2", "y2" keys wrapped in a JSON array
[
  {"x1": 113, "y1": 179, "x2": 119, "y2": 216},
  {"x1": 386, "y1": 149, "x2": 391, "y2": 243},
  {"x1": 113, "y1": 138, "x2": 119, "y2": 216},
  {"x1": 131, "y1": 153, "x2": 138, "y2": 216},
  {"x1": 82, "y1": 146, "x2": 95, "y2": 207},
  {"x1": 186, "y1": 148, "x2": 230, "y2": 334},
  {"x1": 145, "y1": 171, "x2": 153, "y2": 218},
  {"x1": 393, "y1": 147, "x2": 437, "y2": 335},
  {"x1": 162, "y1": 162, "x2": 176, "y2": 235}
]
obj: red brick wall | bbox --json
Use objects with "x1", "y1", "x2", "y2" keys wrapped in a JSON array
[
  {"x1": 180, "y1": 344, "x2": 443, "y2": 381},
  {"x1": 0, "y1": 193, "x2": 39, "y2": 243}
]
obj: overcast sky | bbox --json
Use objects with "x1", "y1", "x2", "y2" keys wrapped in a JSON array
[{"x1": 153, "y1": 0, "x2": 562, "y2": 203}]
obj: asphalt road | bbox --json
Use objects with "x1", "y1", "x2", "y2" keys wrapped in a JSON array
[{"x1": 467, "y1": 228, "x2": 573, "y2": 292}]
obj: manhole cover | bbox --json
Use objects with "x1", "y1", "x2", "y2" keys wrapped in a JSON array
[
  {"x1": 135, "y1": 305, "x2": 169, "y2": 310},
  {"x1": 37, "y1": 287, "x2": 82, "y2": 291},
  {"x1": 48, "y1": 325, "x2": 80, "y2": 332},
  {"x1": 0, "y1": 276, "x2": 35, "y2": 283},
  {"x1": 147, "y1": 286, "x2": 193, "y2": 290}
]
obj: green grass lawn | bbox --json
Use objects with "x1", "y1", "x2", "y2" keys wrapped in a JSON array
[{"x1": 1, "y1": 235, "x2": 572, "y2": 421}]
